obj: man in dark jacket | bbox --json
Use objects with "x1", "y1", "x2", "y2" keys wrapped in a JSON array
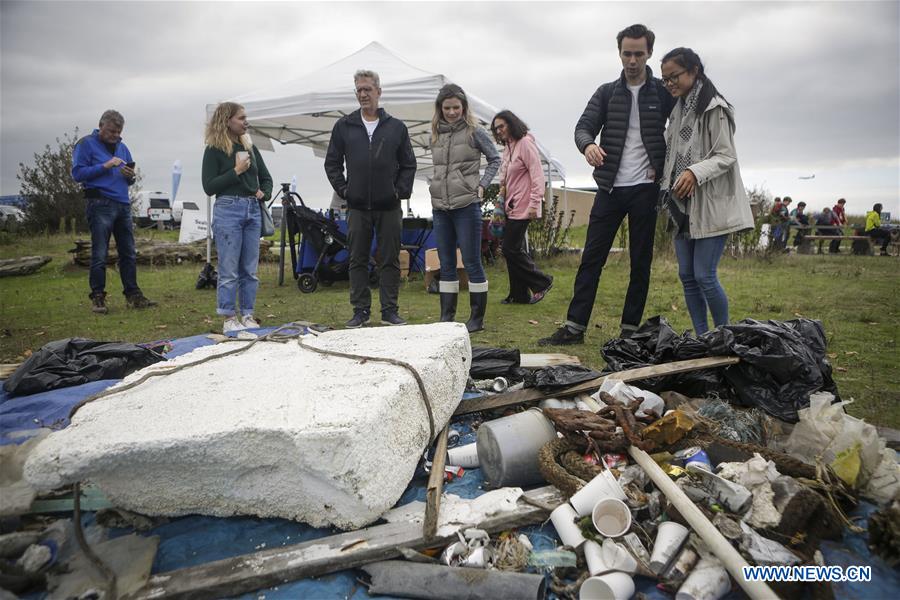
[
  {"x1": 324, "y1": 69, "x2": 417, "y2": 327},
  {"x1": 540, "y1": 24, "x2": 674, "y2": 346}
]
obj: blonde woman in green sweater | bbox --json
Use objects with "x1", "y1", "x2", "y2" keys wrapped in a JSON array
[{"x1": 202, "y1": 102, "x2": 273, "y2": 333}]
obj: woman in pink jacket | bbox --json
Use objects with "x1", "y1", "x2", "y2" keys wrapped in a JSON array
[{"x1": 492, "y1": 110, "x2": 554, "y2": 304}]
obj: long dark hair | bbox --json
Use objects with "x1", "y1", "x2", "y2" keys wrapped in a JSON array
[
  {"x1": 491, "y1": 110, "x2": 529, "y2": 145},
  {"x1": 661, "y1": 47, "x2": 728, "y2": 114}
]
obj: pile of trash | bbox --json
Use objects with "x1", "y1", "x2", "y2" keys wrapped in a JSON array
[{"x1": 2, "y1": 319, "x2": 898, "y2": 599}]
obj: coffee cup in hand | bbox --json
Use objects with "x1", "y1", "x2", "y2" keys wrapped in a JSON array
[{"x1": 236, "y1": 151, "x2": 249, "y2": 164}]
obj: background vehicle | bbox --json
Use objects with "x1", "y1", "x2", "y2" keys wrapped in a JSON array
[{"x1": 132, "y1": 191, "x2": 173, "y2": 227}]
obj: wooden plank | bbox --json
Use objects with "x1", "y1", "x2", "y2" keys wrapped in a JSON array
[
  {"x1": 454, "y1": 356, "x2": 740, "y2": 415},
  {"x1": 519, "y1": 353, "x2": 581, "y2": 368},
  {"x1": 423, "y1": 425, "x2": 449, "y2": 539},
  {"x1": 126, "y1": 485, "x2": 564, "y2": 600}
]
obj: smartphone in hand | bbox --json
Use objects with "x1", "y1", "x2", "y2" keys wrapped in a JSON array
[{"x1": 126, "y1": 161, "x2": 136, "y2": 169}]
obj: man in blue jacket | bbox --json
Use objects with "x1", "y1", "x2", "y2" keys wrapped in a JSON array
[
  {"x1": 324, "y1": 70, "x2": 417, "y2": 328},
  {"x1": 72, "y1": 110, "x2": 156, "y2": 314}
]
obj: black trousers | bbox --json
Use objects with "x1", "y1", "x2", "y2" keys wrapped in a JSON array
[
  {"x1": 868, "y1": 227, "x2": 892, "y2": 252},
  {"x1": 347, "y1": 207, "x2": 402, "y2": 314},
  {"x1": 566, "y1": 183, "x2": 658, "y2": 330},
  {"x1": 501, "y1": 218, "x2": 552, "y2": 302}
]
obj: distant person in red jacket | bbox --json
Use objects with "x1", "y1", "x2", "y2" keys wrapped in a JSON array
[{"x1": 832, "y1": 198, "x2": 847, "y2": 227}]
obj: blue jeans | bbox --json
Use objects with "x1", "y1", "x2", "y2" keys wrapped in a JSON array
[
  {"x1": 213, "y1": 196, "x2": 261, "y2": 316},
  {"x1": 674, "y1": 235, "x2": 729, "y2": 335},
  {"x1": 85, "y1": 197, "x2": 140, "y2": 297},
  {"x1": 432, "y1": 203, "x2": 486, "y2": 289}
]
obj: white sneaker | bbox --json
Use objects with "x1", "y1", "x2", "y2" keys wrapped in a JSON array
[
  {"x1": 223, "y1": 316, "x2": 246, "y2": 333},
  {"x1": 242, "y1": 315, "x2": 260, "y2": 329}
]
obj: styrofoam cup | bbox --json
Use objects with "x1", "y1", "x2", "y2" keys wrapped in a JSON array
[
  {"x1": 675, "y1": 556, "x2": 731, "y2": 600},
  {"x1": 579, "y1": 572, "x2": 635, "y2": 600},
  {"x1": 550, "y1": 503, "x2": 586, "y2": 548},
  {"x1": 649, "y1": 521, "x2": 689, "y2": 575},
  {"x1": 591, "y1": 497, "x2": 632, "y2": 538},
  {"x1": 583, "y1": 540, "x2": 610, "y2": 576},
  {"x1": 601, "y1": 538, "x2": 638, "y2": 574},
  {"x1": 447, "y1": 443, "x2": 480, "y2": 468},
  {"x1": 459, "y1": 545, "x2": 493, "y2": 568},
  {"x1": 570, "y1": 470, "x2": 627, "y2": 516}
]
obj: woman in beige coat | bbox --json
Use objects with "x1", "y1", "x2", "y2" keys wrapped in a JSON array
[{"x1": 659, "y1": 47, "x2": 753, "y2": 335}]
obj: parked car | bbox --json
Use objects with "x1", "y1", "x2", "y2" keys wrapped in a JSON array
[
  {"x1": 132, "y1": 191, "x2": 173, "y2": 227},
  {"x1": 0, "y1": 205, "x2": 25, "y2": 231}
]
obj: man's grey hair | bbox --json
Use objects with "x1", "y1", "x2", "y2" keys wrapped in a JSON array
[
  {"x1": 353, "y1": 69, "x2": 381, "y2": 90},
  {"x1": 99, "y1": 109, "x2": 125, "y2": 128}
]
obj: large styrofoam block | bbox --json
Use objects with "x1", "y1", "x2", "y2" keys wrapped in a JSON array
[{"x1": 24, "y1": 323, "x2": 471, "y2": 529}]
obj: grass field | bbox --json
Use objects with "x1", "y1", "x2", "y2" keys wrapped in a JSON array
[{"x1": 1, "y1": 229, "x2": 898, "y2": 427}]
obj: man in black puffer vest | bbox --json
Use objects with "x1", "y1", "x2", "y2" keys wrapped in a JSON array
[{"x1": 539, "y1": 24, "x2": 675, "y2": 347}]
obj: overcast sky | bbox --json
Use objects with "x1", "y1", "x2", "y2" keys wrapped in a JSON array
[{"x1": 2, "y1": 0, "x2": 898, "y2": 217}]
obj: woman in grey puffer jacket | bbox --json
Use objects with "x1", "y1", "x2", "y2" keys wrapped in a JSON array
[
  {"x1": 659, "y1": 47, "x2": 754, "y2": 335},
  {"x1": 429, "y1": 84, "x2": 501, "y2": 332}
]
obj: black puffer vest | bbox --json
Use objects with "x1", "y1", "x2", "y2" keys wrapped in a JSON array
[{"x1": 574, "y1": 67, "x2": 673, "y2": 192}]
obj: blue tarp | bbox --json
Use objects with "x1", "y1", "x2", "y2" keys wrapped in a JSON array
[{"x1": 2, "y1": 329, "x2": 897, "y2": 599}]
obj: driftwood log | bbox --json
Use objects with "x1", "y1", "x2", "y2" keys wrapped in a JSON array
[
  {"x1": 69, "y1": 239, "x2": 276, "y2": 267},
  {"x1": 0, "y1": 255, "x2": 52, "y2": 278}
]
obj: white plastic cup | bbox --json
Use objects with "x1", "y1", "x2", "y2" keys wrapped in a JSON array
[
  {"x1": 459, "y1": 546, "x2": 493, "y2": 568},
  {"x1": 570, "y1": 470, "x2": 627, "y2": 516},
  {"x1": 550, "y1": 503, "x2": 586, "y2": 548},
  {"x1": 447, "y1": 443, "x2": 480, "y2": 468},
  {"x1": 591, "y1": 497, "x2": 632, "y2": 538},
  {"x1": 235, "y1": 151, "x2": 249, "y2": 165},
  {"x1": 583, "y1": 540, "x2": 610, "y2": 576},
  {"x1": 649, "y1": 521, "x2": 689, "y2": 575},
  {"x1": 579, "y1": 572, "x2": 635, "y2": 600},
  {"x1": 675, "y1": 557, "x2": 731, "y2": 600},
  {"x1": 601, "y1": 538, "x2": 638, "y2": 574}
]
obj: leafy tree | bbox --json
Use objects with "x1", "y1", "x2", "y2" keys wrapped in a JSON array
[
  {"x1": 16, "y1": 129, "x2": 142, "y2": 234},
  {"x1": 17, "y1": 130, "x2": 84, "y2": 233}
]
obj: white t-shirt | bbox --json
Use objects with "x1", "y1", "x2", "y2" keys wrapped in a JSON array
[
  {"x1": 613, "y1": 83, "x2": 654, "y2": 187},
  {"x1": 362, "y1": 115, "x2": 379, "y2": 142}
]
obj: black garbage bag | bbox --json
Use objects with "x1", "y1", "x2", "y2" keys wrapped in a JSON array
[
  {"x1": 524, "y1": 364, "x2": 602, "y2": 392},
  {"x1": 601, "y1": 316, "x2": 724, "y2": 399},
  {"x1": 703, "y1": 319, "x2": 839, "y2": 422},
  {"x1": 470, "y1": 346, "x2": 521, "y2": 379},
  {"x1": 3, "y1": 338, "x2": 166, "y2": 397},
  {"x1": 601, "y1": 316, "x2": 838, "y2": 423}
]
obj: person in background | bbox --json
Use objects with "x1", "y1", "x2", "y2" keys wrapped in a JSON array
[
  {"x1": 770, "y1": 196, "x2": 791, "y2": 250},
  {"x1": 813, "y1": 207, "x2": 840, "y2": 254},
  {"x1": 789, "y1": 201, "x2": 809, "y2": 247},
  {"x1": 324, "y1": 69, "x2": 417, "y2": 328},
  {"x1": 429, "y1": 84, "x2": 500, "y2": 333},
  {"x1": 832, "y1": 198, "x2": 847, "y2": 229},
  {"x1": 72, "y1": 109, "x2": 157, "y2": 314},
  {"x1": 202, "y1": 102, "x2": 273, "y2": 333},
  {"x1": 658, "y1": 47, "x2": 753, "y2": 335},
  {"x1": 865, "y1": 203, "x2": 892, "y2": 256},
  {"x1": 539, "y1": 23, "x2": 675, "y2": 346},
  {"x1": 492, "y1": 110, "x2": 554, "y2": 305}
]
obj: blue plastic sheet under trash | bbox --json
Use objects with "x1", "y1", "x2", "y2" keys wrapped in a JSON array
[{"x1": 2, "y1": 327, "x2": 897, "y2": 599}]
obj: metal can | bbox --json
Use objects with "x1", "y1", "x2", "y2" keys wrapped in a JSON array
[{"x1": 673, "y1": 446, "x2": 712, "y2": 471}]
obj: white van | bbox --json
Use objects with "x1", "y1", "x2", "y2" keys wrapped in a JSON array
[{"x1": 132, "y1": 191, "x2": 172, "y2": 227}]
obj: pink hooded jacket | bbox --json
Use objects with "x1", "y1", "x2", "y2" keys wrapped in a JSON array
[{"x1": 499, "y1": 133, "x2": 545, "y2": 220}]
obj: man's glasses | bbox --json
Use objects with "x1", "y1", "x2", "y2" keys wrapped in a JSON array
[{"x1": 662, "y1": 70, "x2": 687, "y2": 86}]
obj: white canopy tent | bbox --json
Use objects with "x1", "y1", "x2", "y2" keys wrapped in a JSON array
[{"x1": 208, "y1": 41, "x2": 566, "y2": 202}]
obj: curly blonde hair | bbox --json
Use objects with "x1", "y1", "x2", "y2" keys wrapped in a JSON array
[{"x1": 205, "y1": 102, "x2": 251, "y2": 155}]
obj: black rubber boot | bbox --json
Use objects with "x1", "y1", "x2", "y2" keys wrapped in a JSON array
[
  {"x1": 466, "y1": 292, "x2": 487, "y2": 333},
  {"x1": 439, "y1": 292, "x2": 458, "y2": 322}
]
